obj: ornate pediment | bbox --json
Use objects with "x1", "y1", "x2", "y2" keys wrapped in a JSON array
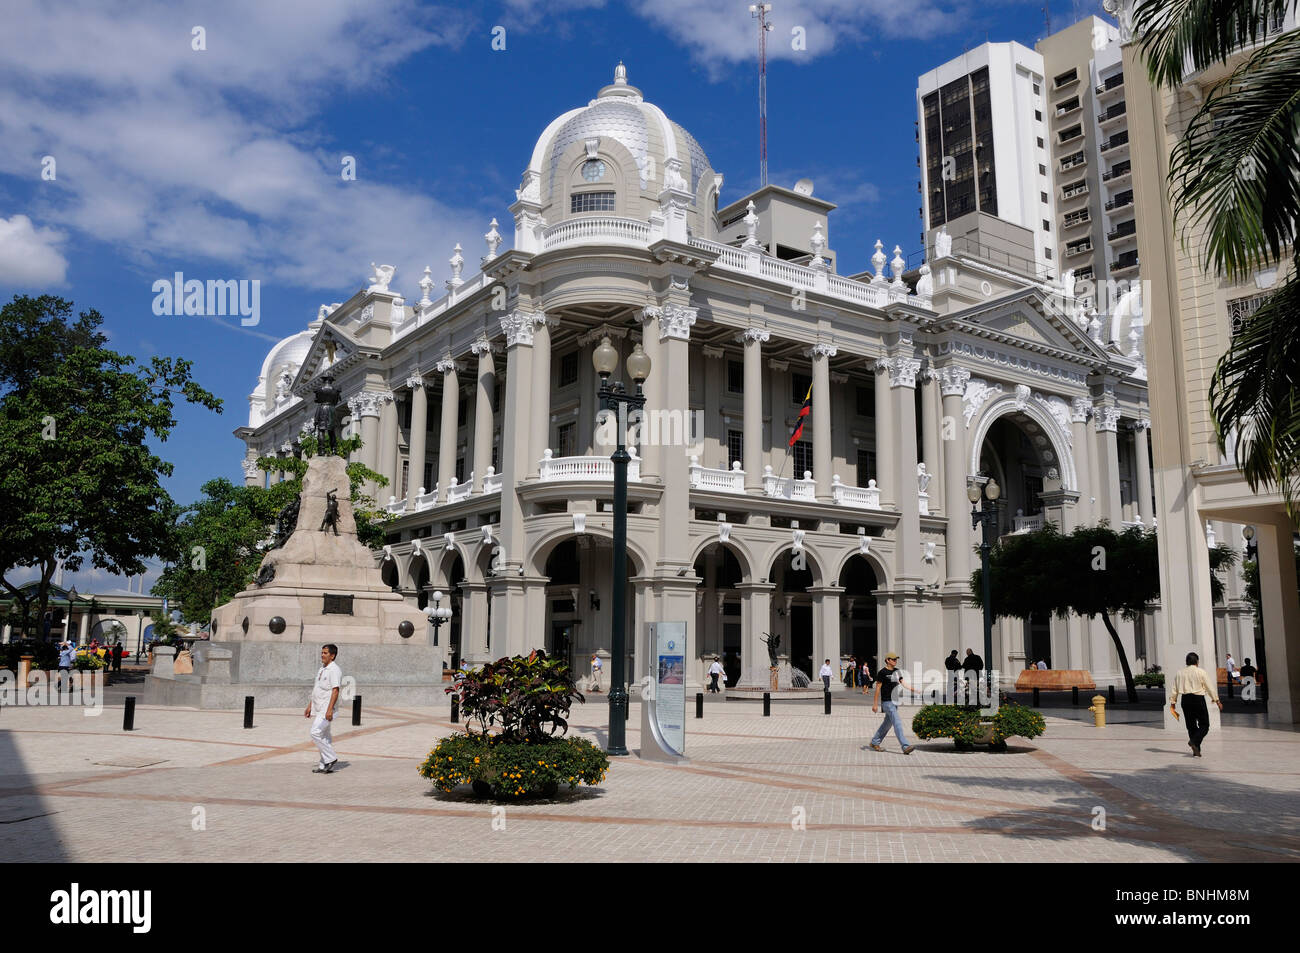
[{"x1": 291, "y1": 320, "x2": 367, "y2": 395}]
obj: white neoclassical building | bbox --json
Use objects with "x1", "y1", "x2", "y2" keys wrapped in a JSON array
[{"x1": 236, "y1": 65, "x2": 1202, "y2": 689}]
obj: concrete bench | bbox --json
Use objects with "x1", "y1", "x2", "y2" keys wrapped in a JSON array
[{"x1": 1014, "y1": 669, "x2": 1096, "y2": 691}]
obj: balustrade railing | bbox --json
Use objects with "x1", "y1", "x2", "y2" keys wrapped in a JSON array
[
  {"x1": 689, "y1": 458, "x2": 745, "y2": 493},
  {"x1": 538, "y1": 450, "x2": 641, "y2": 482},
  {"x1": 831, "y1": 476, "x2": 882, "y2": 510}
]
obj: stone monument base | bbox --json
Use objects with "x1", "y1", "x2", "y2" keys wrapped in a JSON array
[{"x1": 145, "y1": 639, "x2": 446, "y2": 709}]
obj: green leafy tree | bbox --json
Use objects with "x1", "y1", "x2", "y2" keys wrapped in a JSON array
[
  {"x1": 971, "y1": 524, "x2": 1237, "y2": 703},
  {"x1": 154, "y1": 437, "x2": 390, "y2": 620},
  {"x1": 0, "y1": 296, "x2": 220, "y2": 640},
  {"x1": 1133, "y1": 1, "x2": 1300, "y2": 518}
]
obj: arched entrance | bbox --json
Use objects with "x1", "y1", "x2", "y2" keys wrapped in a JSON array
[
  {"x1": 976, "y1": 414, "x2": 1061, "y2": 535},
  {"x1": 694, "y1": 542, "x2": 745, "y2": 687},
  {"x1": 540, "y1": 536, "x2": 639, "y2": 681},
  {"x1": 769, "y1": 547, "x2": 817, "y2": 679},
  {"x1": 440, "y1": 553, "x2": 465, "y2": 670},
  {"x1": 838, "y1": 555, "x2": 880, "y2": 674}
]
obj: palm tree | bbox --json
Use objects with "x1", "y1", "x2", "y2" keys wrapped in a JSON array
[{"x1": 1131, "y1": 1, "x2": 1300, "y2": 518}]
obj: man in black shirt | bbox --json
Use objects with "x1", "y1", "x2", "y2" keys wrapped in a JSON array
[
  {"x1": 961, "y1": 648, "x2": 984, "y2": 702},
  {"x1": 869, "y1": 652, "x2": 919, "y2": 754},
  {"x1": 944, "y1": 650, "x2": 961, "y2": 701},
  {"x1": 1239, "y1": 658, "x2": 1258, "y2": 703}
]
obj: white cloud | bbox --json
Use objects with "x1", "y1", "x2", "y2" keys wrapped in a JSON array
[
  {"x1": 0, "y1": 214, "x2": 69, "y2": 286},
  {"x1": 0, "y1": 0, "x2": 495, "y2": 304},
  {"x1": 631, "y1": 0, "x2": 962, "y2": 73}
]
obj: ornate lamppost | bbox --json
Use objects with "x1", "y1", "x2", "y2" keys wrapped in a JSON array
[
  {"x1": 426, "y1": 589, "x2": 453, "y2": 645},
  {"x1": 968, "y1": 478, "x2": 1001, "y2": 700},
  {"x1": 592, "y1": 335, "x2": 651, "y2": 757}
]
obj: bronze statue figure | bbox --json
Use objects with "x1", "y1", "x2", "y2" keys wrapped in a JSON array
[
  {"x1": 272, "y1": 494, "x2": 300, "y2": 549},
  {"x1": 312, "y1": 376, "x2": 341, "y2": 453},
  {"x1": 320, "y1": 488, "x2": 341, "y2": 535}
]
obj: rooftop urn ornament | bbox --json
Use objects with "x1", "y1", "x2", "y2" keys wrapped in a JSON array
[
  {"x1": 447, "y1": 244, "x2": 464, "y2": 289},
  {"x1": 742, "y1": 200, "x2": 761, "y2": 249},
  {"x1": 1087, "y1": 308, "x2": 1103, "y2": 342},
  {"x1": 890, "y1": 245, "x2": 906, "y2": 286},
  {"x1": 810, "y1": 220, "x2": 826, "y2": 267},
  {"x1": 614, "y1": 60, "x2": 627, "y2": 85},
  {"x1": 367, "y1": 263, "x2": 395, "y2": 294},
  {"x1": 418, "y1": 266, "x2": 434, "y2": 307},
  {"x1": 871, "y1": 239, "x2": 887, "y2": 284},
  {"x1": 935, "y1": 225, "x2": 952, "y2": 258},
  {"x1": 484, "y1": 218, "x2": 502, "y2": 261},
  {"x1": 312, "y1": 375, "x2": 341, "y2": 453}
]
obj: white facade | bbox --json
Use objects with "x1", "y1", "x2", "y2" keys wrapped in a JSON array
[{"x1": 239, "y1": 66, "x2": 1156, "y2": 692}]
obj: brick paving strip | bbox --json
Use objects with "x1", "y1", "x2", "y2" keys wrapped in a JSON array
[{"x1": 1, "y1": 702, "x2": 1295, "y2": 862}]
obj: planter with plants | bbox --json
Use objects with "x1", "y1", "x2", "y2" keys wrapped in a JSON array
[
  {"x1": 1135, "y1": 666, "x2": 1164, "y2": 689},
  {"x1": 419, "y1": 649, "x2": 609, "y2": 799},
  {"x1": 912, "y1": 699, "x2": 1046, "y2": 751}
]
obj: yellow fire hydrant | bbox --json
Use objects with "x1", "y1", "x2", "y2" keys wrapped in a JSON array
[{"x1": 1087, "y1": 694, "x2": 1107, "y2": 727}]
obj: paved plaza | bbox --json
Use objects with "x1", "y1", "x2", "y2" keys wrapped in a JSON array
[{"x1": 1, "y1": 691, "x2": 1297, "y2": 863}]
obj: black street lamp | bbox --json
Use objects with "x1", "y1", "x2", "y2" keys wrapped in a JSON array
[
  {"x1": 426, "y1": 589, "x2": 453, "y2": 646},
  {"x1": 1242, "y1": 524, "x2": 1258, "y2": 561},
  {"x1": 592, "y1": 335, "x2": 651, "y2": 757},
  {"x1": 968, "y1": 478, "x2": 1001, "y2": 700}
]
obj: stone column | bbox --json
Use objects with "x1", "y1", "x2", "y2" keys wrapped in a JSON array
[
  {"x1": 638, "y1": 312, "x2": 664, "y2": 484},
  {"x1": 939, "y1": 366, "x2": 972, "y2": 591},
  {"x1": 1257, "y1": 517, "x2": 1300, "y2": 725},
  {"x1": 809, "y1": 343, "x2": 835, "y2": 501},
  {"x1": 242, "y1": 458, "x2": 262, "y2": 489},
  {"x1": 768, "y1": 359, "x2": 788, "y2": 479},
  {"x1": 470, "y1": 340, "x2": 496, "y2": 493},
  {"x1": 1094, "y1": 404, "x2": 1123, "y2": 527},
  {"x1": 702, "y1": 345, "x2": 723, "y2": 464},
  {"x1": 348, "y1": 392, "x2": 384, "y2": 500},
  {"x1": 1133, "y1": 417, "x2": 1153, "y2": 526},
  {"x1": 809, "y1": 586, "x2": 844, "y2": 680},
  {"x1": 459, "y1": 581, "x2": 491, "y2": 666},
  {"x1": 1070, "y1": 397, "x2": 1093, "y2": 525},
  {"x1": 648, "y1": 303, "x2": 695, "y2": 576},
  {"x1": 874, "y1": 355, "x2": 894, "y2": 506},
  {"x1": 436, "y1": 359, "x2": 459, "y2": 503},
  {"x1": 78, "y1": 610, "x2": 91, "y2": 643},
  {"x1": 736, "y1": 581, "x2": 774, "y2": 681},
  {"x1": 405, "y1": 376, "x2": 427, "y2": 507},
  {"x1": 921, "y1": 367, "x2": 942, "y2": 513},
  {"x1": 528, "y1": 313, "x2": 554, "y2": 477},
  {"x1": 740, "y1": 328, "x2": 768, "y2": 492},
  {"x1": 376, "y1": 391, "x2": 397, "y2": 503},
  {"x1": 889, "y1": 351, "x2": 923, "y2": 588}
]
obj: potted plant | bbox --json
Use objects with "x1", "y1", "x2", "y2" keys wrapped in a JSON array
[
  {"x1": 912, "y1": 699, "x2": 1046, "y2": 751},
  {"x1": 419, "y1": 649, "x2": 609, "y2": 799}
]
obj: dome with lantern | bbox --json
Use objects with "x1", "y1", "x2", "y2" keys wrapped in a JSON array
[{"x1": 512, "y1": 63, "x2": 722, "y2": 247}]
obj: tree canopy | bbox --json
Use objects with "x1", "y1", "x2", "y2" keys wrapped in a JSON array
[{"x1": 0, "y1": 295, "x2": 220, "y2": 639}]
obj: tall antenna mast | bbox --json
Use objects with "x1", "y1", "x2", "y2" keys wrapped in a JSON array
[{"x1": 750, "y1": 4, "x2": 773, "y2": 187}]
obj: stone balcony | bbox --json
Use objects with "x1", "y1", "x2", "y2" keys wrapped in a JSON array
[{"x1": 538, "y1": 449, "x2": 641, "y2": 483}]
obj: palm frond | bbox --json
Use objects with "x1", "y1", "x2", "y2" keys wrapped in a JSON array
[
  {"x1": 1167, "y1": 30, "x2": 1300, "y2": 278},
  {"x1": 1133, "y1": 0, "x2": 1298, "y2": 87},
  {"x1": 1210, "y1": 273, "x2": 1300, "y2": 518}
]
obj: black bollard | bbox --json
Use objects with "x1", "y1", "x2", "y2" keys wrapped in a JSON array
[
  {"x1": 824, "y1": 690, "x2": 832, "y2": 714},
  {"x1": 352, "y1": 695, "x2": 362, "y2": 726},
  {"x1": 123, "y1": 696, "x2": 136, "y2": 732},
  {"x1": 625, "y1": 697, "x2": 629, "y2": 722},
  {"x1": 763, "y1": 692, "x2": 771, "y2": 716},
  {"x1": 1032, "y1": 687, "x2": 1040, "y2": 707},
  {"x1": 243, "y1": 695, "x2": 254, "y2": 729},
  {"x1": 695, "y1": 692, "x2": 704, "y2": 719},
  {"x1": 1108, "y1": 684, "x2": 1116, "y2": 704},
  {"x1": 1072, "y1": 686, "x2": 1079, "y2": 705},
  {"x1": 450, "y1": 696, "x2": 459, "y2": 723}
]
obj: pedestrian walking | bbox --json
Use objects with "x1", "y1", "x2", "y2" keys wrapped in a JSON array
[
  {"x1": 112, "y1": 641, "x2": 124, "y2": 672},
  {"x1": 869, "y1": 652, "x2": 917, "y2": 754},
  {"x1": 707, "y1": 656, "x2": 724, "y2": 693},
  {"x1": 1169, "y1": 651, "x2": 1222, "y2": 757},
  {"x1": 861, "y1": 656, "x2": 876, "y2": 694},
  {"x1": 56, "y1": 641, "x2": 76, "y2": 692},
  {"x1": 590, "y1": 653, "x2": 603, "y2": 692},
  {"x1": 819, "y1": 658, "x2": 834, "y2": 691},
  {"x1": 1224, "y1": 653, "x2": 1238, "y2": 684},
  {"x1": 846, "y1": 655, "x2": 858, "y2": 688},
  {"x1": 304, "y1": 644, "x2": 342, "y2": 774}
]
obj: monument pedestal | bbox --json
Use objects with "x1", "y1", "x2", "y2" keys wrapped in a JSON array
[{"x1": 148, "y1": 455, "x2": 438, "y2": 709}]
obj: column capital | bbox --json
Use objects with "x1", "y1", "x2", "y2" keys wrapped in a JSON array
[
  {"x1": 241, "y1": 459, "x2": 261, "y2": 479},
  {"x1": 347, "y1": 391, "x2": 385, "y2": 419},
  {"x1": 1131, "y1": 416, "x2": 1151, "y2": 432},
  {"x1": 1095, "y1": 405, "x2": 1121, "y2": 433},
  {"x1": 804, "y1": 343, "x2": 838, "y2": 360},
  {"x1": 886, "y1": 357, "x2": 920, "y2": 389},
  {"x1": 702, "y1": 344, "x2": 725, "y2": 359},
  {"x1": 643, "y1": 304, "x2": 697, "y2": 341},
  {"x1": 737, "y1": 326, "x2": 771, "y2": 344},
  {"x1": 434, "y1": 357, "x2": 461, "y2": 375},
  {"x1": 768, "y1": 358, "x2": 789, "y2": 371},
  {"x1": 405, "y1": 373, "x2": 426, "y2": 390},
  {"x1": 1070, "y1": 396, "x2": 1093, "y2": 423},
  {"x1": 499, "y1": 309, "x2": 539, "y2": 347},
  {"x1": 935, "y1": 365, "x2": 972, "y2": 396},
  {"x1": 470, "y1": 337, "x2": 499, "y2": 359}
]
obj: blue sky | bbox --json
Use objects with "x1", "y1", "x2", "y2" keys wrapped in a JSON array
[{"x1": 0, "y1": 0, "x2": 1109, "y2": 593}]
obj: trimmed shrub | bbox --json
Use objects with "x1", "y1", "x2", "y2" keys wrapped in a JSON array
[
  {"x1": 911, "y1": 701, "x2": 1046, "y2": 749},
  {"x1": 419, "y1": 733, "x2": 608, "y2": 799}
]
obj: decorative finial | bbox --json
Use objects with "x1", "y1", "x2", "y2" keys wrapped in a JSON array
[
  {"x1": 418, "y1": 266, "x2": 434, "y2": 307},
  {"x1": 742, "y1": 200, "x2": 761, "y2": 250},
  {"x1": 810, "y1": 220, "x2": 826, "y2": 266},
  {"x1": 871, "y1": 240, "x2": 886, "y2": 283},
  {"x1": 891, "y1": 245, "x2": 905, "y2": 286},
  {"x1": 447, "y1": 243, "x2": 464, "y2": 289},
  {"x1": 484, "y1": 218, "x2": 502, "y2": 261},
  {"x1": 614, "y1": 61, "x2": 627, "y2": 85}
]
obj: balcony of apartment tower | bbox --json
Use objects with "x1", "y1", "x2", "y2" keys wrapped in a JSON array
[
  {"x1": 1094, "y1": 70, "x2": 1125, "y2": 102},
  {"x1": 1101, "y1": 158, "x2": 1132, "y2": 185}
]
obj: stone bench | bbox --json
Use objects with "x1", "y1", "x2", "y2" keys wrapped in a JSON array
[
  {"x1": 1014, "y1": 669, "x2": 1096, "y2": 691},
  {"x1": 1218, "y1": 667, "x2": 1263, "y2": 687}
]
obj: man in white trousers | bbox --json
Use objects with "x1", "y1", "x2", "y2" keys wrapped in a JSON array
[{"x1": 305, "y1": 644, "x2": 341, "y2": 773}]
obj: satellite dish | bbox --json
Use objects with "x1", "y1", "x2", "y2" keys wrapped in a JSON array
[{"x1": 793, "y1": 178, "x2": 815, "y2": 196}]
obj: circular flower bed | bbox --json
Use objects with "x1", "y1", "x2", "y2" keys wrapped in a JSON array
[{"x1": 419, "y1": 732, "x2": 609, "y2": 799}]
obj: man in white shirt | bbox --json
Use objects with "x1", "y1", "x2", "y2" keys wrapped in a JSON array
[
  {"x1": 707, "y1": 656, "x2": 725, "y2": 693},
  {"x1": 590, "y1": 654, "x2": 603, "y2": 693},
  {"x1": 1225, "y1": 653, "x2": 1238, "y2": 683},
  {"x1": 1035, "y1": 659, "x2": 1048, "y2": 671},
  {"x1": 1169, "y1": 651, "x2": 1222, "y2": 757},
  {"x1": 819, "y1": 659, "x2": 834, "y2": 691},
  {"x1": 304, "y1": 644, "x2": 342, "y2": 773}
]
